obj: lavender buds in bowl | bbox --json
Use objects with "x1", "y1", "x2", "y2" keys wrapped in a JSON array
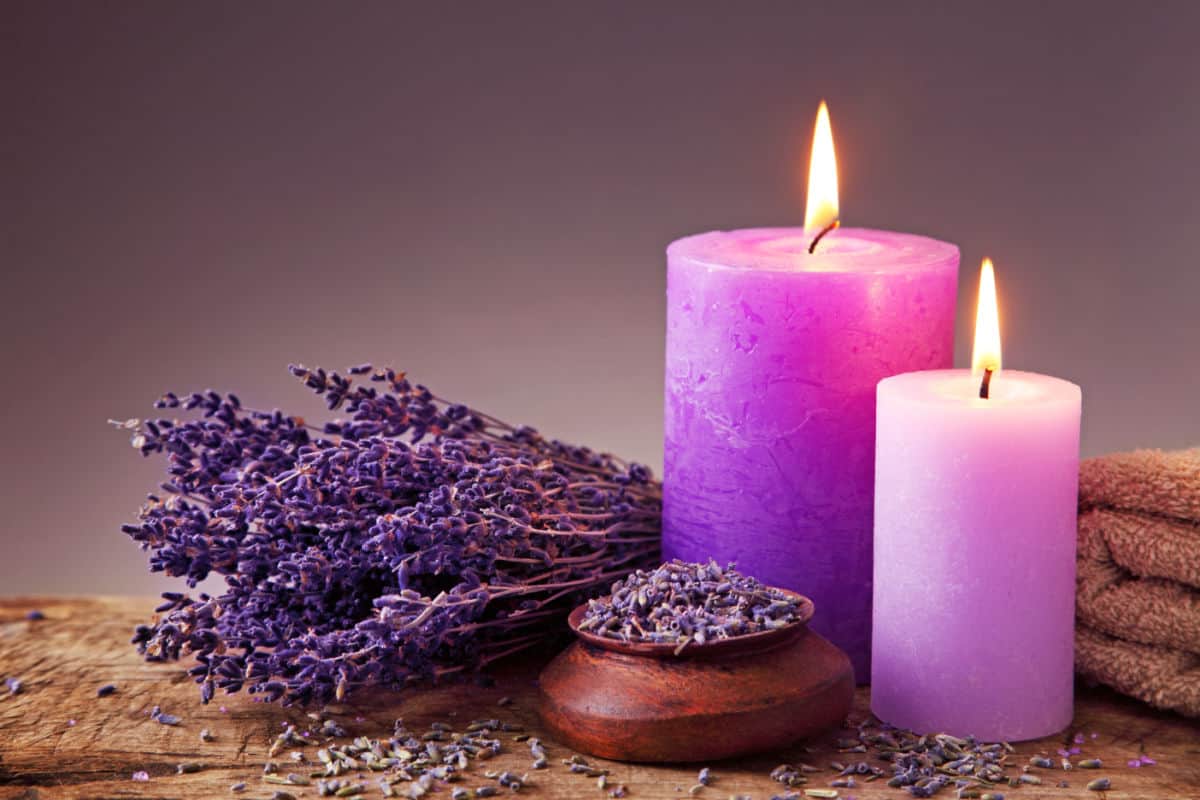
[
  {"x1": 575, "y1": 560, "x2": 809, "y2": 656},
  {"x1": 539, "y1": 560, "x2": 853, "y2": 763}
]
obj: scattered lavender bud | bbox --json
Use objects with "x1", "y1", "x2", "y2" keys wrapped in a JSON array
[
  {"x1": 698, "y1": 767, "x2": 713, "y2": 786},
  {"x1": 609, "y1": 786, "x2": 628, "y2": 798},
  {"x1": 97, "y1": 684, "x2": 117, "y2": 697},
  {"x1": 200, "y1": 727, "x2": 216, "y2": 742},
  {"x1": 26, "y1": 610, "x2": 45, "y2": 621},
  {"x1": 1078, "y1": 759, "x2": 1102, "y2": 769},
  {"x1": 1086, "y1": 778, "x2": 1112, "y2": 791},
  {"x1": 770, "y1": 764, "x2": 808, "y2": 788},
  {"x1": 131, "y1": 771, "x2": 150, "y2": 782},
  {"x1": 5, "y1": 677, "x2": 23, "y2": 695},
  {"x1": 156, "y1": 713, "x2": 181, "y2": 726},
  {"x1": 1139, "y1": 755, "x2": 1157, "y2": 766},
  {"x1": 475, "y1": 788, "x2": 499, "y2": 798},
  {"x1": 67, "y1": 719, "x2": 77, "y2": 727},
  {"x1": 1028, "y1": 756, "x2": 1053, "y2": 768},
  {"x1": 231, "y1": 782, "x2": 246, "y2": 793},
  {"x1": 322, "y1": 719, "x2": 348, "y2": 737}
]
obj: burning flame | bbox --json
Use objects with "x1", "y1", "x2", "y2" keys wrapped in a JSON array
[
  {"x1": 804, "y1": 101, "x2": 839, "y2": 235},
  {"x1": 971, "y1": 258, "x2": 1002, "y2": 375}
]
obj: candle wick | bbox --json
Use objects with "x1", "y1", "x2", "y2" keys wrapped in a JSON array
[
  {"x1": 979, "y1": 368, "x2": 994, "y2": 399},
  {"x1": 807, "y1": 219, "x2": 840, "y2": 254}
]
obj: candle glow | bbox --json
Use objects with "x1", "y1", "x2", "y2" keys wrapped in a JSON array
[
  {"x1": 804, "y1": 101, "x2": 839, "y2": 235},
  {"x1": 972, "y1": 258, "x2": 1002, "y2": 376}
]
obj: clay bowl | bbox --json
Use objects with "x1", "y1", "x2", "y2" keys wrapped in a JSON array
[{"x1": 537, "y1": 589, "x2": 854, "y2": 763}]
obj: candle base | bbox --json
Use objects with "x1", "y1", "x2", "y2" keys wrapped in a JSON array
[{"x1": 870, "y1": 683, "x2": 1073, "y2": 743}]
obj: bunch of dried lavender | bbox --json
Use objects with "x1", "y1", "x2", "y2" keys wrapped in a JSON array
[
  {"x1": 116, "y1": 364, "x2": 660, "y2": 706},
  {"x1": 578, "y1": 560, "x2": 800, "y2": 653}
]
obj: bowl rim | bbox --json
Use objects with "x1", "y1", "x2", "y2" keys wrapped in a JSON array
[{"x1": 566, "y1": 587, "x2": 815, "y2": 658}]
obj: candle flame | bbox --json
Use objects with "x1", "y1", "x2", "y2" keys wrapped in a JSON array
[
  {"x1": 972, "y1": 258, "x2": 1002, "y2": 375},
  {"x1": 804, "y1": 100, "x2": 839, "y2": 234}
]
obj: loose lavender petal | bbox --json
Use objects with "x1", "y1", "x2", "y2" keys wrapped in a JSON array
[{"x1": 131, "y1": 771, "x2": 150, "y2": 781}]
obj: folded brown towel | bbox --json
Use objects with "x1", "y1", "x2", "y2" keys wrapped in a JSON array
[
  {"x1": 1075, "y1": 448, "x2": 1200, "y2": 718},
  {"x1": 1078, "y1": 447, "x2": 1200, "y2": 523},
  {"x1": 1076, "y1": 626, "x2": 1200, "y2": 718}
]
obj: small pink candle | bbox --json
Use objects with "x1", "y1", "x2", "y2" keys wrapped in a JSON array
[{"x1": 871, "y1": 260, "x2": 1081, "y2": 740}]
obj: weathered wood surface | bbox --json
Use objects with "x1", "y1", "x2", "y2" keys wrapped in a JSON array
[{"x1": 1, "y1": 597, "x2": 1197, "y2": 800}]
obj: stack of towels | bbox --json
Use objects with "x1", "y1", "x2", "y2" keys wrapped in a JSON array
[{"x1": 1075, "y1": 447, "x2": 1200, "y2": 717}]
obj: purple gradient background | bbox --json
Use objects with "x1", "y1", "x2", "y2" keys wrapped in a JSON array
[{"x1": 5, "y1": 2, "x2": 1199, "y2": 596}]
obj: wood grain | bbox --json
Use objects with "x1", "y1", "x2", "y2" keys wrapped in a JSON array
[{"x1": 1, "y1": 597, "x2": 1198, "y2": 800}]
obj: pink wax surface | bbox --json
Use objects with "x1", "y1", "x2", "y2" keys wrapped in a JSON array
[
  {"x1": 872, "y1": 369, "x2": 1081, "y2": 740},
  {"x1": 663, "y1": 227, "x2": 959, "y2": 679}
]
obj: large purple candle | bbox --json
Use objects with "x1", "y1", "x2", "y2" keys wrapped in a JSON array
[{"x1": 663, "y1": 226, "x2": 959, "y2": 677}]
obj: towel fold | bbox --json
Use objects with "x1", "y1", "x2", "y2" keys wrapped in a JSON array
[
  {"x1": 1078, "y1": 447, "x2": 1200, "y2": 522},
  {"x1": 1076, "y1": 626, "x2": 1200, "y2": 718},
  {"x1": 1076, "y1": 509, "x2": 1200, "y2": 654},
  {"x1": 1075, "y1": 447, "x2": 1200, "y2": 718}
]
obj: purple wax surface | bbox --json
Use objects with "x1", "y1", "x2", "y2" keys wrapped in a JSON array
[{"x1": 663, "y1": 227, "x2": 959, "y2": 679}]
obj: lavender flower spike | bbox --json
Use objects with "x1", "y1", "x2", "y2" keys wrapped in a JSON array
[{"x1": 118, "y1": 363, "x2": 661, "y2": 706}]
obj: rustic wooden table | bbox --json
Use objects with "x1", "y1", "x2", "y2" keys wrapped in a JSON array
[{"x1": 1, "y1": 597, "x2": 1197, "y2": 800}]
